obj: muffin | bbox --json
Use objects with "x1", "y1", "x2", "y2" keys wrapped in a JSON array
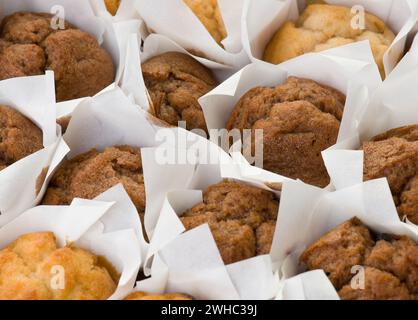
[
  {"x1": 142, "y1": 52, "x2": 217, "y2": 132},
  {"x1": 0, "y1": 232, "x2": 117, "y2": 300},
  {"x1": 300, "y1": 218, "x2": 418, "y2": 300},
  {"x1": 0, "y1": 12, "x2": 115, "y2": 102},
  {"x1": 263, "y1": 4, "x2": 395, "y2": 77},
  {"x1": 42, "y1": 146, "x2": 145, "y2": 223},
  {"x1": 180, "y1": 180, "x2": 279, "y2": 264},
  {"x1": 363, "y1": 125, "x2": 418, "y2": 224},
  {"x1": 124, "y1": 292, "x2": 193, "y2": 300},
  {"x1": 183, "y1": 0, "x2": 227, "y2": 45},
  {"x1": 0, "y1": 105, "x2": 43, "y2": 171},
  {"x1": 105, "y1": 0, "x2": 121, "y2": 15},
  {"x1": 226, "y1": 76, "x2": 345, "y2": 188}
]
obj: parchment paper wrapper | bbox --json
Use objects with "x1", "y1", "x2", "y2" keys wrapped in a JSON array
[
  {"x1": 0, "y1": 184, "x2": 143, "y2": 300},
  {"x1": 120, "y1": 32, "x2": 245, "y2": 113},
  {"x1": 272, "y1": 178, "x2": 418, "y2": 300},
  {"x1": 1, "y1": 0, "x2": 124, "y2": 117},
  {"x1": 242, "y1": 0, "x2": 418, "y2": 77},
  {"x1": 134, "y1": 0, "x2": 249, "y2": 69},
  {"x1": 60, "y1": 87, "x2": 223, "y2": 257},
  {"x1": 323, "y1": 34, "x2": 418, "y2": 203},
  {"x1": 0, "y1": 72, "x2": 68, "y2": 227},
  {"x1": 136, "y1": 140, "x2": 283, "y2": 300},
  {"x1": 199, "y1": 43, "x2": 382, "y2": 187}
]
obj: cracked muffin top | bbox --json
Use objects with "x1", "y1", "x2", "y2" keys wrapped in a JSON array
[
  {"x1": 180, "y1": 180, "x2": 279, "y2": 265},
  {"x1": 124, "y1": 292, "x2": 193, "y2": 300},
  {"x1": 300, "y1": 217, "x2": 418, "y2": 300},
  {"x1": 0, "y1": 12, "x2": 115, "y2": 102},
  {"x1": 142, "y1": 52, "x2": 217, "y2": 132},
  {"x1": 363, "y1": 125, "x2": 418, "y2": 225},
  {"x1": 263, "y1": 4, "x2": 395, "y2": 77},
  {"x1": 0, "y1": 105, "x2": 43, "y2": 171},
  {"x1": 183, "y1": 0, "x2": 227, "y2": 45},
  {"x1": 0, "y1": 232, "x2": 117, "y2": 300},
  {"x1": 226, "y1": 76, "x2": 345, "y2": 188},
  {"x1": 42, "y1": 146, "x2": 145, "y2": 222}
]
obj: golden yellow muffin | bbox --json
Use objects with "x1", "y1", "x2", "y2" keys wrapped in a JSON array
[
  {"x1": 183, "y1": 0, "x2": 227, "y2": 44},
  {"x1": 124, "y1": 292, "x2": 193, "y2": 300},
  {"x1": 0, "y1": 232, "x2": 117, "y2": 300},
  {"x1": 105, "y1": 0, "x2": 121, "y2": 16},
  {"x1": 263, "y1": 4, "x2": 395, "y2": 77}
]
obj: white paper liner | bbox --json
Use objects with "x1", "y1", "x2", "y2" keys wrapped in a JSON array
[
  {"x1": 134, "y1": 0, "x2": 249, "y2": 68},
  {"x1": 0, "y1": 73, "x2": 67, "y2": 226},
  {"x1": 0, "y1": 0, "x2": 126, "y2": 116},
  {"x1": 242, "y1": 0, "x2": 418, "y2": 77},
  {"x1": 135, "y1": 139, "x2": 284, "y2": 300},
  {"x1": 0, "y1": 184, "x2": 143, "y2": 300},
  {"x1": 323, "y1": 33, "x2": 418, "y2": 200},
  {"x1": 272, "y1": 178, "x2": 418, "y2": 300},
  {"x1": 120, "y1": 32, "x2": 245, "y2": 113},
  {"x1": 198, "y1": 43, "x2": 382, "y2": 187}
]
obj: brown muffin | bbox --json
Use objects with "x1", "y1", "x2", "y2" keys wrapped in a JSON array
[
  {"x1": 0, "y1": 232, "x2": 117, "y2": 300},
  {"x1": 0, "y1": 12, "x2": 115, "y2": 102},
  {"x1": 42, "y1": 146, "x2": 145, "y2": 222},
  {"x1": 263, "y1": 4, "x2": 395, "y2": 78},
  {"x1": 363, "y1": 125, "x2": 418, "y2": 224},
  {"x1": 183, "y1": 0, "x2": 227, "y2": 45},
  {"x1": 226, "y1": 76, "x2": 345, "y2": 188},
  {"x1": 300, "y1": 217, "x2": 418, "y2": 300},
  {"x1": 105, "y1": 0, "x2": 121, "y2": 16},
  {"x1": 300, "y1": 218, "x2": 375, "y2": 290},
  {"x1": 180, "y1": 181, "x2": 279, "y2": 264},
  {"x1": 338, "y1": 267, "x2": 412, "y2": 300},
  {"x1": 142, "y1": 52, "x2": 217, "y2": 132},
  {"x1": 365, "y1": 236, "x2": 418, "y2": 295},
  {"x1": 0, "y1": 105, "x2": 43, "y2": 170},
  {"x1": 124, "y1": 292, "x2": 193, "y2": 300}
]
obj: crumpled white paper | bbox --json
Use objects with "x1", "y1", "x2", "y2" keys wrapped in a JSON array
[
  {"x1": 199, "y1": 43, "x2": 382, "y2": 187},
  {"x1": 0, "y1": 72, "x2": 68, "y2": 227},
  {"x1": 272, "y1": 178, "x2": 418, "y2": 300},
  {"x1": 136, "y1": 139, "x2": 282, "y2": 300},
  {"x1": 242, "y1": 0, "x2": 418, "y2": 77},
  {"x1": 0, "y1": 184, "x2": 143, "y2": 300},
  {"x1": 134, "y1": 0, "x2": 249, "y2": 68},
  {"x1": 323, "y1": 32, "x2": 418, "y2": 195}
]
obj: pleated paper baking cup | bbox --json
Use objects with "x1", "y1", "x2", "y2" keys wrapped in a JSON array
[
  {"x1": 133, "y1": 0, "x2": 249, "y2": 68},
  {"x1": 198, "y1": 43, "x2": 382, "y2": 189},
  {"x1": 0, "y1": 184, "x2": 143, "y2": 300},
  {"x1": 242, "y1": 0, "x2": 418, "y2": 78},
  {"x1": 0, "y1": 72, "x2": 68, "y2": 227},
  {"x1": 138, "y1": 142, "x2": 286, "y2": 300},
  {"x1": 271, "y1": 178, "x2": 418, "y2": 300}
]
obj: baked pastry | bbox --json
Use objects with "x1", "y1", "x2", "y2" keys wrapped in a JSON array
[
  {"x1": 226, "y1": 76, "x2": 345, "y2": 188},
  {"x1": 0, "y1": 105, "x2": 43, "y2": 170},
  {"x1": 105, "y1": 0, "x2": 121, "y2": 15},
  {"x1": 363, "y1": 125, "x2": 418, "y2": 225},
  {"x1": 263, "y1": 4, "x2": 395, "y2": 77},
  {"x1": 142, "y1": 52, "x2": 217, "y2": 132},
  {"x1": 300, "y1": 218, "x2": 418, "y2": 300},
  {"x1": 124, "y1": 292, "x2": 193, "y2": 300},
  {"x1": 42, "y1": 146, "x2": 145, "y2": 222},
  {"x1": 183, "y1": 0, "x2": 227, "y2": 45},
  {"x1": 0, "y1": 12, "x2": 115, "y2": 101},
  {"x1": 180, "y1": 180, "x2": 279, "y2": 264},
  {"x1": 56, "y1": 115, "x2": 71, "y2": 134},
  {"x1": 0, "y1": 232, "x2": 117, "y2": 300}
]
